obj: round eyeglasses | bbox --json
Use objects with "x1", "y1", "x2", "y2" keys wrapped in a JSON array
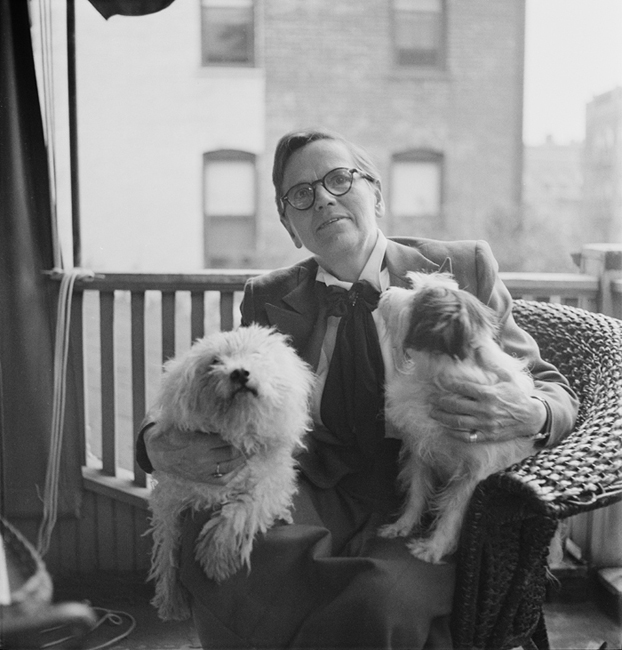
[{"x1": 281, "y1": 167, "x2": 376, "y2": 211}]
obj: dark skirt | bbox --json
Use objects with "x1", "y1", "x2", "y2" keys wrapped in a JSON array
[{"x1": 179, "y1": 440, "x2": 455, "y2": 650}]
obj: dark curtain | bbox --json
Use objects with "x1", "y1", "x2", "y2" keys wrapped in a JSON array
[
  {"x1": 0, "y1": 0, "x2": 80, "y2": 520},
  {"x1": 86, "y1": 0, "x2": 176, "y2": 19}
]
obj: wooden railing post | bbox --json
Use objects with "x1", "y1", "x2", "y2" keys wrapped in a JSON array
[{"x1": 578, "y1": 244, "x2": 622, "y2": 318}]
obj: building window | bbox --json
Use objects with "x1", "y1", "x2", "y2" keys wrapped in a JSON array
[
  {"x1": 392, "y1": 0, "x2": 445, "y2": 67},
  {"x1": 203, "y1": 151, "x2": 256, "y2": 267},
  {"x1": 201, "y1": 0, "x2": 254, "y2": 67},
  {"x1": 390, "y1": 151, "x2": 443, "y2": 233}
]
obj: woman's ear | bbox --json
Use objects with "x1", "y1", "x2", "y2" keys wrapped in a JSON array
[
  {"x1": 280, "y1": 214, "x2": 303, "y2": 249},
  {"x1": 373, "y1": 185, "x2": 385, "y2": 219}
]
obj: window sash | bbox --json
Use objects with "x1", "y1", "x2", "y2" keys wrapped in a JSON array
[
  {"x1": 203, "y1": 153, "x2": 256, "y2": 266},
  {"x1": 201, "y1": 0, "x2": 254, "y2": 66},
  {"x1": 207, "y1": 215, "x2": 255, "y2": 264},
  {"x1": 204, "y1": 159, "x2": 255, "y2": 217},
  {"x1": 391, "y1": 158, "x2": 442, "y2": 218},
  {"x1": 393, "y1": 0, "x2": 443, "y2": 67}
]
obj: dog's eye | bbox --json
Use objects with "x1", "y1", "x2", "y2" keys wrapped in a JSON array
[{"x1": 210, "y1": 356, "x2": 222, "y2": 369}]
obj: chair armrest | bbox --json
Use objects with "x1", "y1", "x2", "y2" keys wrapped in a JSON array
[{"x1": 509, "y1": 300, "x2": 622, "y2": 519}]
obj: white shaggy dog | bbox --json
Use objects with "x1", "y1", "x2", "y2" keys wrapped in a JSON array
[
  {"x1": 378, "y1": 272, "x2": 535, "y2": 564},
  {"x1": 148, "y1": 324, "x2": 314, "y2": 620}
]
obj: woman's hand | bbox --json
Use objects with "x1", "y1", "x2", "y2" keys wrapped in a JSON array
[
  {"x1": 143, "y1": 423, "x2": 246, "y2": 485},
  {"x1": 428, "y1": 371, "x2": 547, "y2": 444}
]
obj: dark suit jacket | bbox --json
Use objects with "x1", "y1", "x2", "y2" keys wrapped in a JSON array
[{"x1": 241, "y1": 236, "x2": 579, "y2": 485}]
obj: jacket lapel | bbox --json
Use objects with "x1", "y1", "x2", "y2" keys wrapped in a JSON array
[
  {"x1": 263, "y1": 259, "x2": 326, "y2": 368},
  {"x1": 385, "y1": 238, "x2": 441, "y2": 287}
]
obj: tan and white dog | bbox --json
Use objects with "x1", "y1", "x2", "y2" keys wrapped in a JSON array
[
  {"x1": 378, "y1": 272, "x2": 535, "y2": 564},
  {"x1": 148, "y1": 324, "x2": 314, "y2": 620}
]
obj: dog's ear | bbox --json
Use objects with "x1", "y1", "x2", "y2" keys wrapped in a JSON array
[
  {"x1": 405, "y1": 289, "x2": 470, "y2": 359},
  {"x1": 379, "y1": 287, "x2": 414, "y2": 349},
  {"x1": 159, "y1": 348, "x2": 215, "y2": 426},
  {"x1": 438, "y1": 307, "x2": 469, "y2": 359},
  {"x1": 439, "y1": 294, "x2": 499, "y2": 359},
  {"x1": 448, "y1": 294, "x2": 499, "y2": 359},
  {"x1": 438, "y1": 257, "x2": 453, "y2": 275},
  {"x1": 463, "y1": 293, "x2": 498, "y2": 340}
]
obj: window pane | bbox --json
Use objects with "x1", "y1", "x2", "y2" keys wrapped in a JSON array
[
  {"x1": 394, "y1": 0, "x2": 442, "y2": 66},
  {"x1": 395, "y1": 0, "x2": 441, "y2": 10},
  {"x1": 209, "y1": 216, "x2": 255, "y2": 262},
  {"x1": 395, "y1": 12, "x2": 440, "y2": 51},
  {"x1": 201, "y1": 0, "x2": 253, "y2": 65},
  {"x1": 391, "y1": 160, "x2": 441, "y2": 217},
  {"x1": 205, "y1": 160, "x2": 255, "y2": 216}
]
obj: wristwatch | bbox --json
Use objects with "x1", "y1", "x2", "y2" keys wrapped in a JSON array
[{"x1": 530, "y1": 395, "x2": 552, "y2": 447}]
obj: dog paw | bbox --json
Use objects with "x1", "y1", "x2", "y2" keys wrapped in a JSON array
[
  {"x1": 406, "y1": 538, "x2": 448, "y2": 565},
  {"x1": 195, "y1": 512, "x2": 254, "y2": 583},
  {"x1": 152, "y1": 585, "x2": 191, "y2": 621},
  {"x1": 378, "y1": 521, "x2": 412, "y2": 539}
]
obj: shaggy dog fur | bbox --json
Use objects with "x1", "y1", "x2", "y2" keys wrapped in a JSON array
[
  {"x1": 148, "y1": 325, "x2": 314, "y2": 620},
  {"x1": 378, "y1": 272, "x2": 535, "y2": 564}
]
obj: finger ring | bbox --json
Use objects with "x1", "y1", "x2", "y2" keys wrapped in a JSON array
[
  {"x1": 469, "y1": 431, "x2": 478, "y2": 444},
  {"x1": 212, "y1": 462, "x2": 224, "y2": 479}
]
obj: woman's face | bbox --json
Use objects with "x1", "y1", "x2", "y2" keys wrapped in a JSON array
[{"x1": 280, "y1": 139, "x2": 384, "y2": 271}]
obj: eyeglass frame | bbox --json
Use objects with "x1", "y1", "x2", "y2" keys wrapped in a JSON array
[{"x1": 280, "y1": 167, "x2": 377, "y2": 212}]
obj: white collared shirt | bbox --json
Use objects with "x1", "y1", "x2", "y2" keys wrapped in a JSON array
[{"x1": 313, "y1": 230, "x2": 399, "y2": 438}]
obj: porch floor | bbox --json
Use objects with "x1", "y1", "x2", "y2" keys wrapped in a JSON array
[{"x1": 50, "y1": 571, "x2": 621, "y2": 650}]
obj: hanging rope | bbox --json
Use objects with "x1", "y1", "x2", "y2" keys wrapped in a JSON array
[
  {"x1": 37, "y1": 268, "x2": 94, "y2": 556},
  {"x1": 32, "y1": 0, "x2": 61, "y2": 268}
]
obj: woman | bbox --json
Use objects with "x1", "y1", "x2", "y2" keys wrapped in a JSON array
[{"x1": 138, "y1": 130, "x2": 578, "y2": 649}]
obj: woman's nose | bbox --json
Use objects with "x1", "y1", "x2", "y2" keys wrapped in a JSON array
[{"x1": 313, "y1": 184, "x2": 336, "y2": 210}]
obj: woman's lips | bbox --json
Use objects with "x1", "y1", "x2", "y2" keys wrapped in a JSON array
[{"x1": 317, "y1": 215, "x2": 349, "y2": 231}]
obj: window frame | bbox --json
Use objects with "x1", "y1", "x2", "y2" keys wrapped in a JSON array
[
  {"x1": 391, "y1": 0, "x2": 447, "y2": 69},
  {"x1": 389, "y1": 149, "x2": 445, "y2": 231},
  {"x1": 200, "y1": 0, "x2": 256, "y2": 68},
  {"x1": 202, "y1": 149, "x2": 257, "y2": 268}
]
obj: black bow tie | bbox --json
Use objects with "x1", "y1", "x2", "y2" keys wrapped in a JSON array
[
  {"x1": 321, "y1": 281, "x2": 382, "y2": 319},
  {"x1": 317, "y1": 279, "x2": 385, "y2": 465}
]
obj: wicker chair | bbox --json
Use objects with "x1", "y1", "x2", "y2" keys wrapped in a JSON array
[
  {"x1": 0, "y1": 517, "x2": 96, "y2": 649},
  {"x1": 451, "y1": 299, "x2": 622, "y2": 650}
]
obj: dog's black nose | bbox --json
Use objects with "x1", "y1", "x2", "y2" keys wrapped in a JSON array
[{"x1": 230, "y1": 368, "x2": 250, "y2": 385}]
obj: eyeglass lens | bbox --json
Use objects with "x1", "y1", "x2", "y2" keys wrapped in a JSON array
[{"x1": 285, "y1": 168, "x2": 355, "y2": 210}]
